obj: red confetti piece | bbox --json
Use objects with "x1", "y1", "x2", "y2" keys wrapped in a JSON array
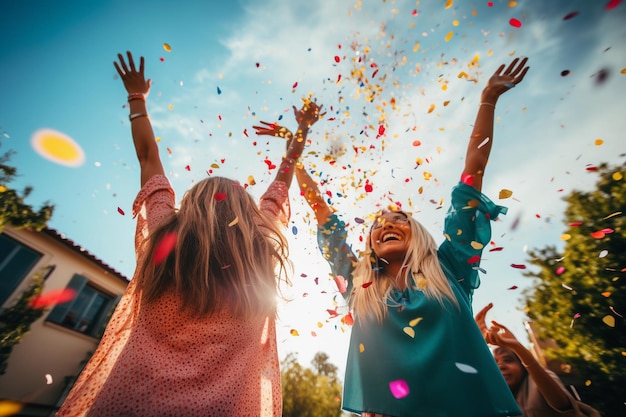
[
  {"x1": 343, "y1": 312, "x2": 354, "y2": 326},
  {"x1": 563, "y1": 11, "x2": 579, "y2": 20},
  {"x1": 586, "y1": 166, "x2": 598, "y2": 171},
  {"x1": 509, "y1": 18, "x2": 522, "y2": 28},
  {"x1": 412, "y1": 140, "x2": 421, "y2": 146},
  {"x1": 507, "y1": 285, "x2": 518, "y2": 290},
  {"x1": 117, "y1": 207, "x2": 125, "y2": 215},
  {"x1": 30, "y1": 288, "x2": 77, "y2": 309},
  {"x1": 487, "y1": 1, "x2": 493, "y2": 7},
  {"x1": 159, "y1": 57, "x2": 165, "y2": 62},
  {"x1": 327, "y1": 307, "x2": 339, "y2": 317},
  {"x1": 292, "y1": 81, "x2": 298, "y2": 88},
  {"x1": 591, "y1": 230, "x2": 605, "y2": 239},
  {"x1": 243, "y1": 129, "x2": 248, "y2": 137},
  {"x1": 362, "y1": 282, "x2": 373, "y2": 289},
  {"x1": 489, "y1": 247, "x2": 504, "y2": 252},
  {"x1": 378, "y1": 125, "x2": 385, "y2": 136},
  {"x1": 556, "y1": 266, "x2": 565, "y2": 275},
  {"x1": 153, "y1": 232, "x2": 177, "y2": 265},
  {"x1": 605, "y1": 0, "x2": 621, "y2": 10},
  {"x1": 569, "y1": 222, "x2": 583, "y2": 227},
  {"x1": 467, "y1": 255, "x2": 481, "y2": 264},
  {"x1": 364, "y1": 183, "x2": 373, "y2": 193},
  {"x1": 334, "y1": 55, "x2": 341, "y2": 63},
  {"x1": 213, "y1": 193, "x2": 227, "y2": 201},
  {"x1": 264, "y1": 159, "x2": 276, "y2": 169},
  {"x1": 185, "y1": 165, "x2": 191, "y2": 171},
  {"x1": 511, "y1": 264, "x2": 526, "y2": 269}
]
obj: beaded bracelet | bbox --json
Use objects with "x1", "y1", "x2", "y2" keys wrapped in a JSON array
[{"x1": 129, "y1": 113, "x2": 148, "y2": 121}]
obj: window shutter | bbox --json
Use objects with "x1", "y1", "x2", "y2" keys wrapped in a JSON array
[{"x1": 46, "y1": 274, "x2": 88, "y2": 324}]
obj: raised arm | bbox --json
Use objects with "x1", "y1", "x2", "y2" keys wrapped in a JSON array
[
  {"x1": 463, "y1": 57, "x2": 529, "y2": 192},
  {"x1": 114, "y1": 51, "x2": 164, "y2": 187},
  {"x1": 295, "y1": 164, "x2": 333, "y2": 225},
  {"x1": 479, "y1": 313, "x2": 574, "y2": 413}
]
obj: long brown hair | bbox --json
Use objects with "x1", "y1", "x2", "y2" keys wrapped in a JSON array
[
  {"x1": 350, "y1": 212, "x2": 458, "y2": 323},
  {"x1": 135, "y1": 177, "x2": 290, "y2": 318}
]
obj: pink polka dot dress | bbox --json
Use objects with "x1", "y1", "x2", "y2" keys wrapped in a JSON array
[{"x1": 57, "y1": 175, "x2": 288, "y2": 417}]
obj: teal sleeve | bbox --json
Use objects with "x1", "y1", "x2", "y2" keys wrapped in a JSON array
[
  {"x1": 438, "y1": 182, "x2": 508, "y2": 304},
  {"x1": 317, "y1": 214, "x2": 358, "y2": 299}
]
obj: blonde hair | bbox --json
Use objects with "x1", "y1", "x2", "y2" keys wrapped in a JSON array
[
  {"x1": 350, "y1": 212, "x2": 459, "y2": 323},
  {"x1": 135, "y1": 177, "x2": 290, "y2": 318}
]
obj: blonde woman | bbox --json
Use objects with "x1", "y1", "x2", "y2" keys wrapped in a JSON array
[
  {"x1": 56, "y1": 51, "x2": 322, "y2": 416},
  {"x1": 256, "y1": 57, "x2": 529, "y2": 417}
]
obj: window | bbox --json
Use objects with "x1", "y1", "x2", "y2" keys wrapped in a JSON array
[
  {"x1": 0, "y1": 233, "x2": 43, "y2": 306},
  {"x1": 46, "y1": 274, "x2": 120, "y2": 338}
]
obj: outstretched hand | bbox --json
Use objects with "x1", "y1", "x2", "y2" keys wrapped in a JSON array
[
  {"x1": 252, "y1": 121, "x2": 293, "y2": 139},
  {"x1": 474, "y1": 302, "x2": 493, "y2": 338},
  {"x1": 486, "y1": 321, "x2": 522, "y2": 349},
  {"x1": 482, "y1": 57, "x2": 529, "y2": 102},
  {"x1": 114, "y1": 51, "x2": 151, "y2": 96}
]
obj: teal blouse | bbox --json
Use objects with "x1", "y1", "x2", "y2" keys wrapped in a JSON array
[{"x1": 318, "y1": 182, "x2": 522, "y2": 417}]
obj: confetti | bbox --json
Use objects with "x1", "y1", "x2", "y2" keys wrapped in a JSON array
[
  {"x1": 498, "y1": 189, "x2": 512, "y2": 199},
  {"x1": 228, "y1": 217, "x2": 239, "y2": 227},
  {"x1": 45, "y1": 374, "x2": 53, "y2": 384},
  {"x1": 563, "y1": 11, "x2": 579, "y2": 20},
  {"x1": 605, "y1": 0, "x2": 621, "y2": 10},
  {"x1": 214, "y1": 193, "x2": 227, "y2": 201},
  {"x1": 455, "y1": 362, "x2": 478, "y2": 373},
  {"x1": 477, "y1": 137, "x2": 490, "y2": 149},
  {"x1": 556, "y1": 266, "x2": 565, "y2": 275},
  {"x1": 511, "y1": 264, "x2": 526, "y2": 269},
  {"x1": 31, "y1": 128, "x2": 85, "y2": 168},
  {"x1": 290, "y1": 329, "x2": 300, "y2": 336},
  {"x1": 29, "y1": 288, "x2": 77, "y2": 309},
  {"x1": 153, "y1": 232, "x2": 177, "y2": 264},
  {"x1": 163, "y1": 43, "x2": 172, "y2": 52},
  {"x1": 403, "y1": 327, "x2": 415, "y2": 338},
  {"x1": 602, "y1": 315, "x2": 615, "y2": 327},
  {"x1": 334, "y1": 275, "x2": 347, "y2": 293},
  {"x1": 389, "y1": 379, "x2": 410, "y2": 399},
  {"x1": 409, "y1": 317, "x2": 423, "y2": 327},
  {"x1": 117, "y1": 207, "x2": 125, "y2": 215},
  {"x1": 509, "y1": 18, "x2": 522, "y2": 27},
  {"x1": 217, "y1": 86, "x2": 222, "y2": 95}
]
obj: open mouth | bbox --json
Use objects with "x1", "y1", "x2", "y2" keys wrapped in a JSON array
[{"x1": 381, "y1": 233, "x2": 402, "y2": 242}]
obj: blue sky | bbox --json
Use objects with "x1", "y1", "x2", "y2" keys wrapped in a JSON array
[{"x1": 2, "y1": 0, "x2": 625, "y2": 375}]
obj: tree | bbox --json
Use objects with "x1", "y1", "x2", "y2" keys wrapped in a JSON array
[
  {"x1": 0, "y1": 142, "x2": 54, "y2": 232},
  {"x1": 522, "y1": 161, "x2": 625, "y2": 415},
  {"x1": 281, "y1": 352, "x2": 343, "y2": 417}
]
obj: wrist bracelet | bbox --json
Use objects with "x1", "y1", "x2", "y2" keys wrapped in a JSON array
[
  {"x1": 129, "y1": 113, "x2": 148, "y2": 121},
  {"x1": 128, "y1": 93, "x2": 145, "y2": 98},
  {"x1": 128, "y1": 96, "x2": 146, "y2": 102},
  {"x1": 282, "y1": 156, "x2": 297, "y2": 164},
  {"x1": 480, "y1": 102, "x2": 495, "y2": 108}
]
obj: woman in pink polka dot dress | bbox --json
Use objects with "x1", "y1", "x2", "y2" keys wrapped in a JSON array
[{"x1": 56, "y1": 51, "x2": 323, "y2": 417}]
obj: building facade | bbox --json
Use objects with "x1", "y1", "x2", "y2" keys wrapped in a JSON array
[{"x1": 0, "y1": 226, "x2": 129, "y2": 416}]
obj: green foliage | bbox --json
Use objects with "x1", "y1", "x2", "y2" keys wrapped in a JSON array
[
  {"x1": 0, "y1": 269, "x2": 47, "y2": 375},
  {"x1": 281, "y1": 352, "x2": 343, "y2": 417},
  {"x1": 0, "y1": 143, "x2": 54, "y2": 232},
  {"x1": 523, "y1": 161, "x2": 625, "y2": 415}
]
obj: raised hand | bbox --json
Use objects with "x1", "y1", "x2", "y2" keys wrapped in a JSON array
[
  {"x1": 293, "y1": 99, "x2": 324, "y2": 129},
  {"x1": 482, "y1": 57, "x2": 529, "y2": 102},
  {"x1": 252, "y1": 121, "x2": 293, "y2": 139},
  {"x1": 486, "y1": 320, "x2": 522, "y2": 348},
  {"x1": 474, "y1": 303, "x2": 493, "y2": 339},
  {"x1": 114, "y1": 51, "x2": 151, "y2": 96}
]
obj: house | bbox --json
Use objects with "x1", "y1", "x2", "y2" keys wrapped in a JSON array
[{"x1": 0, "y1": 225, "x2": 129, "y2": 416}]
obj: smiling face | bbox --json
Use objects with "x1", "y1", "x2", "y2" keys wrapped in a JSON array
[
  {"x1": 370, "y1": 210, "x2": 412, "y2": 264},
  {"x1": 493, "y1": 347, "x2": 526, "y2": 394}
]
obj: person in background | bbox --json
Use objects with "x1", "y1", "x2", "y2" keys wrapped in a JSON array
[
  {"x1": 475, "y1": 303, "x2": 602, "y2": 417},
  {"x1": 255, "y1": 58, "x2": 529, "y2": 416},
  {"x1": 56, "y1": 51, "x2": 322, "y2": 417}
]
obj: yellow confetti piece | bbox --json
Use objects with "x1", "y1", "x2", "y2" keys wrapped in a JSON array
[
  {"x1": 602, "y1": 315, "x2": 615, "y2": 327},
  {"x1": 498, "y1": 189, "x2": 513, "y2": 199},
  {"x1": 561, "y1": 234, "x2": 571, "y2": 241},
  {"x1": 168, "y1": 104, "x2": 174, "y2": 110},
  {"x1": 594, "y1": 138, "x2": 604, "y2": 146},
  {"x1": 445, "y1": 0, "x2": 453, "y2": 9},
  {"x1": 290, "y1": 329, "x2": 300, "y2": 336},
  {"x1": 508, "y1": 1, "x2": 518, "y2": 7},
  {"x1": 470, "y1": 241, "x2": 484, "y2": 250},
  {"x1": 317, "y1": 322, "x2": 324, "y2": 328},
  {"x1": 359, "y1": 343, "x2": 365, "y2": 352},
  {"x1": 163, "y1": 43, "x2": 172, "y2": 52},
  {"x1": 603, "y1": 211, "x2": 622, "y2": 220},
  {"x1": 403, "y1": 327, "x2": 415, "y2": 338},
  {"x1": 0, "y1": 185, "x2": 6, "y2": 192},
  {"x1": 413, "y1": 42, "x2": 420, "y2": 52},
  {"x1": 427, "y1": 104, "x2": 435, "y2": 113},
  {"x1": 0, "y1": 401, "x2": 23, "y2": 417},
  {"x1": 409, "y1": 317, "x2": 423, "y2": 327},
  {"x1": 621, "y1": 68, "x2": 626, "y2": 74},
  {"x1": 444, "y1": 31, "x2": 454, "y2": 42},
  {"x1": 210, "y1": 163, "x2": 220, "y2": 169},
  {"x1": 228, "y1": 217, "x2": 239, "y2": 227},
  {"x1": 452, "y1": 19, "x2": 459, "y2": 26},
  {"x1": 601, "y1": 292, "x2": 611, "y2": 297},
  {"x1": 247, "y1": 175, "x2": 256, "y2": 186},
  {"x1": 612, "y1": 172, "x2": 623, "y2": 181},
  {"x1": 31, "y1": 128, "x2": 85, "y2": 168},
  {"x1": 585, "y1": 379, "x2": 592, "y2": 386}
]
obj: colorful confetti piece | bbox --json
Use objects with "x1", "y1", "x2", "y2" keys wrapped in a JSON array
[
  {"x1": 31, "y1": 128, "x2": 85, "y2": 168},
  {"x1": 153, "y1": 232, "x2": 177, "y2": 265},
  {"x1": 389, "y1": 379, "x2": 410, "y2": 399}
]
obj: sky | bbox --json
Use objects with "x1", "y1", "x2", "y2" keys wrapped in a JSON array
[{"x1": 1, "y1": 0, "x2": 625, "y2": 378}]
